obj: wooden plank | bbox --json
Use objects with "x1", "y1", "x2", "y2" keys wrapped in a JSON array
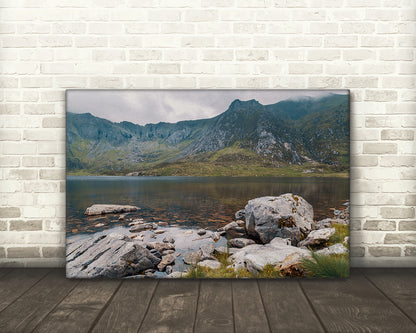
[
  {"x1": 300, "y1": 269, "x2": 416, "y2": 333},
  {"x1": 32, "y1": 279, "x2": 121, "y2": 333},
  {"x1": 0, "y1": 268, "x2": 12, "y2": 280},
  {"x1": 91, "y1": 280, "x2": 157, "y2": 333},
  {"x1": 195, "y1": 280, "x2": 234, "y2": 333},
  {"x1": 258, "y1": 280, "x2": 325, "y2": 333},
  {"x1": 362, "y1": 268, "x2": 416, "y2": 325},
  {"x1": 0, "y1": 268, "x2": 50, "y2": 312},
  {"x1": 0, "y1": 269, "x2": 78, "y2": 333},
  {"x1": 232, "y1": 280, "x2": 270, "y2": 333},
  {"x1": 138, "y1": 280, "x2": 199, "y2": 333}
]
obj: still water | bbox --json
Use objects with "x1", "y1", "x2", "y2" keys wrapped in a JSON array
[{"x1": 66, "y1": 176, "x2": 349, "y2": 238}]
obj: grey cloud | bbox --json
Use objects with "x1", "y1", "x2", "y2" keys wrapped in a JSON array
[{"x1": 66, "y1": 89, "x2": 348, "y2": 125}]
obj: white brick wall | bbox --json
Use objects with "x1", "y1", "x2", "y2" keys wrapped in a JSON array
[{"x1": 0, "y1": 0, "x2": 415, "y2": 267}]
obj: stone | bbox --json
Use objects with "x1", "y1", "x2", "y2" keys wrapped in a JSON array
[
  {"x1": 129, "y1": 220, "x2": 144, "y2": 226},
  {"x1": 166, "y1": 271, "x2": 184, "y2": 278},
  {"x1": 149, "y1": 249, "x2": 162, "y2": 259},
  {"x1": 197, "y1": 229, "x2": 207, "y2": 236},
  {"x1": 211, "y1": 232, "x2": 221, "y2": 242},
  {"x1": 343, "y1": 236, "x2": 349, "y2": 245},
  {"x1": 184, "y1": 230, "x2": 193, "y2": 235},
  {"x1": 158, "y1": 221, "x2": 168, "y2": 226},
  {"x1": 162, "y1": 250, "x2": 175, "y2": 255},
  {"x1": 316, "y1": 243, "x2": 349, "y2": 255},
  {"x1": 218, "y1": 221, "x2": 246, "y2": 233},
  {"x1": 236, "y1": 220, "x2": 245, "y2": 227},
  {"x1": 198, "y1": 260, "x2": 221, "y2": 270},
  {"x1": 165, "y1": 266, "x2": 173, "y2": 275},
  {"x1": 118, "y1": 214, "x2": 126, "y2": 221},
  {"x1": 228, "y1": 238, "x2": 256, "y2": 248},
  {"x1": 228, "y1": 237, "x2": 310, "y2": 272},
  {"x1": 66, "y1": 233, "x2": 160, "y2": 278},
  {"x1": 245, "y1": 194, "x2": 313, "y2": 245},
  {"x1": 163, "y1": 236, "x2": 175, "y2": 244},
  {"x1": 277, "y1": 252, "x2": 311, "y2": 277},
  {"x1": 183, "y1": 250, "x2": 202, "y2": 265},
  {"x1": 95, "y1": 223, "x2": 104, "y2": 227},
  {"x1": 157, "y1": 253, "x2": 178, "y2": 271},
  {"x1": 84, "y1": 204, "x2": 139, "y2": 216},
  {"x1": 235, "y1": 209, "x2": 245, "y2": 220},
  {"x1": 200, "y1": 243, "x2": 215, "y2": 260},
  {"x1": 154, "y1": 230, "x2": 165, "y2": 235},
  {"x1": 146, "y1": 242, "x2": 175, "y2": 253},
  {"x1": 298, "y1": 228, "x2": 335, "y2": 248},
  {"x1": 129, "y1": 223, "x2": 154, "y2": 233},
  {"x1": 214, "y1": 246, "x2": 240, "y2": 256}
]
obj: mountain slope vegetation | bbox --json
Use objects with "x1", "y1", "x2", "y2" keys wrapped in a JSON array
[{"x1": 67, "y1": 93, "x2": 349, "y2": 176}]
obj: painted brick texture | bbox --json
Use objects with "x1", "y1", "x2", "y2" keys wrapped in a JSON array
[{"x1": 0, "y1": 0, "x2": 415, "y2": 267}]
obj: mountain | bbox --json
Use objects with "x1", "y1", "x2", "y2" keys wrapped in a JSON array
[{"x1": 67, "y1": 93, "x2": 349, "y2": 176}]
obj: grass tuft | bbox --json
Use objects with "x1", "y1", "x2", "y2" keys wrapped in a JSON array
[{"x1": 301, "y1": 251, "x2": 349, "y2": 278}]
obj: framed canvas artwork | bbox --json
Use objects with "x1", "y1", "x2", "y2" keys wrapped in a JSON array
[{"x1": 66, "y1": 90, "x2": 350, "y2": 279}]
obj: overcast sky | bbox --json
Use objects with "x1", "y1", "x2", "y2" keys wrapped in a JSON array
[{"x1": 66, "y1": 90, "x2": 348, "y2": 126}]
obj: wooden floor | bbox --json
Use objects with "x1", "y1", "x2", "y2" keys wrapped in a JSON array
[{"x1": 0, "y1": 268, "x2": 415, "y2": 333}]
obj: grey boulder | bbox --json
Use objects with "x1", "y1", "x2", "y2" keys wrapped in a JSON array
[
  {"x1": 316, "y1": 243, "x2": 349, "y2": 255},
  {"x1": 85, "y1": 204, "x2": 139, "y2": 216},
  {"x1": 245, "y1": 194, "x2": 313, "y2": 245},
  {"x1": 228, "y1": 238, "x2": 256, "y2": 248},
  {"x1": 198, "y1": 260, "x2": 221, "y2": 270},
  {"x1": 298, "y1": 228, "x2": 335, "y2": 248},
  {"x1": 66, "y1": 233, "x2": 160, "y2": 278}
]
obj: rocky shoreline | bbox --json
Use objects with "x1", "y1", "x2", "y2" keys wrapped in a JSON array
[{"x1": 66, "y1": 193, "x2": 349, "y2": 278}]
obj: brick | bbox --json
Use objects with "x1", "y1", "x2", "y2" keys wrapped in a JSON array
[
  {"x1": 0, "y1": 156, "x2": 20, "y2": 167},
  {"x1": 405, "y1": 247, "x2": 416, "y2": 256},
  {"x1": 340, "y1": 22, "x2": 375, "y2": 34},
  {"x1": 0, "y1": 220, "x2": 7, "y2": 231},
  {"x1": 162, "y1": 49, "x2": 196, "y2": 61},
  {"x1": 24, "y1": 129, "x2": 62, "y2": 141},
  {"x1": 181, "y1": 36, "x2": 215, "y2": 47},
  {"x1": 6, "y1": 169, "x2": 37, "y2": 180},
  {"x1": 148, "y1": 10, "x2": 181, "y2": 22},
  {"x1": 325, "y1": 36, "x2": 357, "y2": 48},
  {"x1": 147, "y1": 63, "x2": 180, "y2": 74},
  {"x1": 7, "y1": 247, "x2": 40, "y2": 258},
  {"x1": 236, "y1": 50, "x2": 268, "y2": 61},
  {"x1": 233, "y1": 23, "x2": 267, "y2": 34},
  {"x1": 0, "y1": 207, "x2": 20, "y2": 218},
  {"x1": 405, "y1": 196, "x2": 416, "y2": 206},
  {"x1": 368, "y1": 246, "x2": 401, "y2": 257},
  {"x1": 363, "y1": 143, "x2": 397, "y2": 154},
  {"x1": 379, "y1": 49, "x2": 414, "y2": 61},
  {"x1": 184, "y1": 10, "x2": 218, "y2": 22},
  {"x1": 361, "y1": 36, "x2": 394, "y2": 48},
  {"x1": 343, "y1": 49, "x2": 376, "y2": 61},
  {"x1": 344, "y1": 77, "x2": 378, "y2": 88},
  {"x1": 24, "y1": 181, "x2": 58, "y2": 193},
  {"x1": 289, "y1": 63, "x2": 322, "y2": 74},
  {"x1": 9, "y1": 220, "x2": 42, "y2": 231},
  {"x1": 381, "y1": 207, "x2": 414, "y2": 219},
  {"x1": 381, "y1": 129, "x2": 414, "y2": 141},
  {"x1": 399, "y1": 221, "x2": 416, "y2": 231},
  {"x1": 0, "y1": 248, "x2": 5, "y2": 258},
  {"x1": 308, "y1": 77, "x2": 342, "y2": 88},
  {"x1": 380, "y1": 156, "x2": 416, "y2": 167},
  {"x1": 22, "y1": 156, "x2": 54, "y2": 167},
  {"x1": 364, "y1": 220, "x2": 396, "y2": 231},
  {"x1": 0, "y1": 129, "x2": 20, "y2": 141},
  {"x1": 3, "y1": 142, "x2": 37, "y2": 155},
  {"x1": 385, "y1": 233, "x2": 416, "y2": 244},
  {"x1": 201, "y1": 50, "x2": 234, "y2": 61},
  {"x1": 236, "y1": 77, "x2": 269, "y2": 88},
  {"x1": 129, "y1": 50, "x2": 161, "y2": 61},
  {"x1": 288, "y1": 36, "x2": 321, "y2": 47},
  {"x1": 39, "y1": 169, "x2": 65, "y2": 180},
  {"x1": 42, "y1": 247, "x2": 65, "y2": 258},
  {"x1": 350, "y1": 246, "x2": 365, "y2": 257},
  {"x1": 161, "y1": 23, "x2": 195, "y2": 34},
  {"x1": 92, "y1": 50, "x2": 126, "y2": 62},
  {"x1": 307, "y1": 50, "x2": 340, "y2": 61},
  {"x1": 88, "y1": 23, "x2": 124, "y2": 34}
]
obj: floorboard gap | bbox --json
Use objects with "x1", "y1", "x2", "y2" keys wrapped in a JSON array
[
  {"x1": 136, "y1": 280, "x2": 159, "y2": 333},
  {"x1": 298, "y1": 281, "x2": 328, "y2": 333}
]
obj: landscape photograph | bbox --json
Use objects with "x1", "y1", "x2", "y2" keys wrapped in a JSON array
[{"x1": 66, "y1": 89, "x2": 350, "y2": 279}]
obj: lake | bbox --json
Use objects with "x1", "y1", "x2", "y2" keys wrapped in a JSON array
[{"x1": 66, "y1": 176, "x2": 349, "y2": 239}]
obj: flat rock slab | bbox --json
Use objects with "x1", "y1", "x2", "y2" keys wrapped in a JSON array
[
  {"x1": 85, "y1": 204, "x2": 139, "y2": 216},
  {"x1": 66, "y1": 233, "x2": 160, "y2": 278}
]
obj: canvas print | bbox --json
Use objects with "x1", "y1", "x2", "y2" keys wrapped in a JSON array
[{"x1": 66, "y1": 90, "x2": 350, "y2": 279}]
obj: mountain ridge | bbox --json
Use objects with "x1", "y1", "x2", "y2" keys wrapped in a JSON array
[{"x1": 67, "y1": 93, "x2": 349, "y2": 176}]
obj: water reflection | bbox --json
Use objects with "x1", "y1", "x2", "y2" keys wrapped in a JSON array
[{"x1": 66, "y1": 176, "x2": 349, "y2": 237}]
